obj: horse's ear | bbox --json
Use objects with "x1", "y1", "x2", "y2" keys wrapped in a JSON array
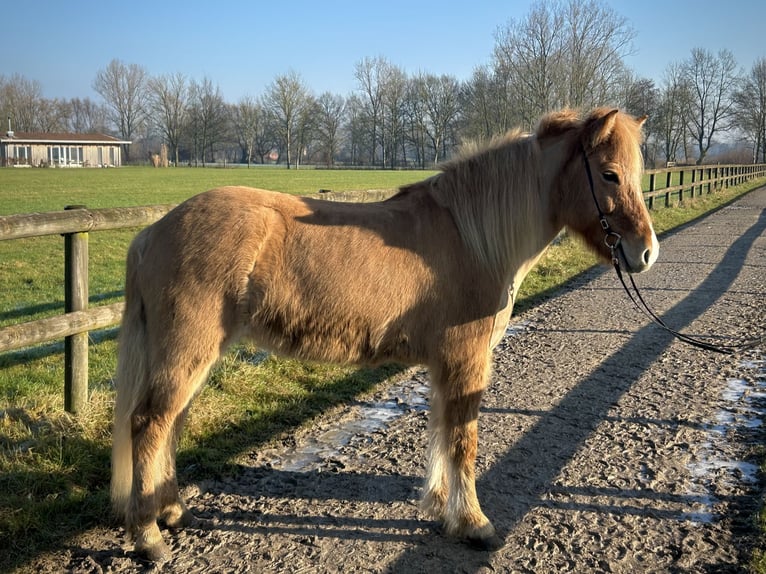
[
  {"x1": 636, "y1": 114, "x2": 648, "y2": 127},
  {"x1": 585, "y1": 108, "x2": 619, "y2": 150}
]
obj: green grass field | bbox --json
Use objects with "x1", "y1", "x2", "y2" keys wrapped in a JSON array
[{"x1": 1, "y1": 165, "x2": 764, "y2": 572}]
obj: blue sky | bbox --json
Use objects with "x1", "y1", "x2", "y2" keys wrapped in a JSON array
[{"x1": 2, "y1": 0, "x2": 764, "y2": 102}]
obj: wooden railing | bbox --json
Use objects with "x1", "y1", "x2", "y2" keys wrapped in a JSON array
[
  {"x1": 1, "y1": 163, "x2": 765, "y2": 414},
  {"x1": 0, "y1": 205, "x2": 173, "y2": 413},
  {"x1": 643, "y1": 163, "x2": 766, "y2": 208}
]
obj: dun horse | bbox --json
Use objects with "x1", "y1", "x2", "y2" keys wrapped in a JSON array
[{"x1": 112, "y1": 108, "x2": 658, "y2": 561}]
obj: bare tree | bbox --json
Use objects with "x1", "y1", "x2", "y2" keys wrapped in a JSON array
[
  {"x1": 315, "y1": 92, "x2": 346, "y2": 166},
  {"x1": 0, "y1": 73, "x2": 45, "y2": 131},
  {"x1": 354, "y1": 56, "x2": 389, "y2": 166},
  {"x1": 381, "y1": 64, "x2": 407, "y2": 168},
  {"x1": 147, "y1": 73, "x2": 188, "y2": 166},
  {"x1": 343, "y1": 93, "x2": 367, "y2": 165},
  {"x1": 417, "y1": 73, "x2": 461, "y2": 164},
  {"x1": 733, "y1": 57, "x2": 766, "y2": 163},
  {"x1": 616, "y1": 72, "x2": 659, "y2": 164},
  {"x1": 35, "y1": 98, "x2": 70, "y2": 132},
  {"x1": 93, "y1": 59, "x2": 149, "y2": 162},
  {"x1": 682, "y1": 48, "x2": 740, "y2": 164},
  {"x1": 404, "y1": 78, "x2": 428, "y2": 167},
  {"x1": 67, "y1": 97, "x2": 108, "y2": 133},
  {"x1": 655, "y1": 63, "x2": 691, "y2": 164},
  {"x1": 493, "y1": 1, "x2": 564, "y2": 126},
  {"x1": 231, "y1": 96, "x2": 263, "y2": 166},
  {"x1": 264, "y1": 70, "x2": 312, "y2": 169},
  {"x1": 561, "y1": 0, "x2": 635, "y2": 107},
  {"x1": 186, "y1": 77, "x2": 227, "y2": 166},
  {"x1": 490, "y1": 0, "x2": 633, "y2": 130},
  {"x1": 294, "y1": 94, "x2": 318, "y2": 168},
  {"x1": 459, "y1": 65, "x2": 511, "y2": 141}
]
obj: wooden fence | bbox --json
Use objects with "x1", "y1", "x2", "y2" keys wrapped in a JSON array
[
  {"x1": 643, "y1": 163, "x2": 766, "y2": 207},
  {"x1": 1, "y1": 163, "x2": 765, "y2": 414},
  {"x1": 0, "y1": 205, "x2": 174, "y2": 413}
]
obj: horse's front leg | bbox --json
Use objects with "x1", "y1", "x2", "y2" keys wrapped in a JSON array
[{"x1": 423, "y1": 353, "x2": 503, "y2": 550}]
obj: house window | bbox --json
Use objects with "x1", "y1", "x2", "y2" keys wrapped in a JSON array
[
  {"x1": 68, "y1": 146, "x2": 83, "y2": 165},
  {"x1": 15, "y1": 145, "x2": 31, "y2": 163}
]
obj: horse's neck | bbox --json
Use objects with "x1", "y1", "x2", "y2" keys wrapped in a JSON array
[
  {"x1": 482, "y1": 139, "x2": 561, "y2": 286},
  {"x1": 425, "y1": 136, "x2": 564, "y2": 287},
  {"x1": 505, "y1": 136, "x2": 572, "y2": 288}
]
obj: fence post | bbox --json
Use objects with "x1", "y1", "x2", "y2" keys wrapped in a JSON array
[
  {"x1": 691, "y1": 168, "x2": 697, "y2": 198},
  {"x1": 64, "y1": 205, "x2": 89, "y2": 414},
  {"x1": 665, "y1": 170, "x2": 672, "y2": 207},
  {"x1": 678, "y1": 170, "x2": 685, "y2": 204}
]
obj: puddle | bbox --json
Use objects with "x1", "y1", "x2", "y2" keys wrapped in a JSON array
[
  {"x1": 505, "y1": 320, "x2": 533, "y2": 338},
  {"x1": 686, "y1": 354, "x2": 766, "y2": 524},
  {"x1": 266, "y1": 376, "x2": 431, "y2": 472}
]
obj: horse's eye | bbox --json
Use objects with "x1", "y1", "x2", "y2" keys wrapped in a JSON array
[{"x1": 602, "y1": 171, "x2": 620, "y2": 184}]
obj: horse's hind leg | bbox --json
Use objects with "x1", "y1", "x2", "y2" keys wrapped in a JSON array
[
  {"x1": 424, "y1": 353, "x2": 502, "y2": 550},
  {"x1": 158, "y1": 405, "x2": 199, "y2": 529},
  {"x1": 130, "y1": 350, "x2": 217, "y2": 561}
]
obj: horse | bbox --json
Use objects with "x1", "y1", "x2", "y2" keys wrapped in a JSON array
[{"x1": 111, "y1": 108, "x2": 658, "y2": 561}]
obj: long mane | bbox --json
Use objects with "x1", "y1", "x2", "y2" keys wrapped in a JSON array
[{"x1": 418, "y1": 128, "x2": 547, "y2": 282}]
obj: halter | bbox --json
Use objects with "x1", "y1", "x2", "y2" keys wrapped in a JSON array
[{"x1": 581, "y1": 146, "x2": 763, "y2": 355}]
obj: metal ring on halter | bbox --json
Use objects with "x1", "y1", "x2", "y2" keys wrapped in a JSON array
[
  {"x1": 605, "y1": 232, "x2": 622, "y2": 265},
  {"x1": 604, "y1": 231, "x2": 621, "y2": 250}
]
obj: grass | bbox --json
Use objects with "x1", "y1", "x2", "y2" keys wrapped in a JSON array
[
  {"x1": 1, "y1": 165, "x2": 765, "y2": 572},
  {"x1": 0, "y1": 165, "x2": 432, "y2": 214}
]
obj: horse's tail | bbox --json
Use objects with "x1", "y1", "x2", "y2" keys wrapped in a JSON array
[{"x1": 111, "y1": 228, "x2": 150, "y2": 521}]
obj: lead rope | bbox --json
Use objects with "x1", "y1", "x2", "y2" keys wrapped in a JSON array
[{"x1": 581, "y1": 147, "x2": 764, "y2": 355}]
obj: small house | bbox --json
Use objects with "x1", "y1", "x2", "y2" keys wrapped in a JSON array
[{"x1": 0, "y1": 130, "x2": 131, "y2": 167}]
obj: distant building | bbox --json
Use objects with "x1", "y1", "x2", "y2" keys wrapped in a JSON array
[{"x1": 0, "y1": 131, "x2": 131, "y2": 167}]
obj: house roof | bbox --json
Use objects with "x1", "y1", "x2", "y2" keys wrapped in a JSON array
[{"x1": 0, "y1": 132, "x2": 131, "y2": 145}]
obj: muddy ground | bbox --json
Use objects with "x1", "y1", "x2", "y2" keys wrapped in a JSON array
[{"x1": 26, "y1": 188, "x2": 766, "y2": 573}]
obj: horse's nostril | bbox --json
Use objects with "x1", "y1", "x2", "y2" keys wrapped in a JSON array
[{"x1": 643, "y1": 248, "x2": 652, "y2": 265}]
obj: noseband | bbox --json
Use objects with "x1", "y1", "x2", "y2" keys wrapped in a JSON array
[{"x1": 581, "y1": 147, "x2": 763, "y2": 355}]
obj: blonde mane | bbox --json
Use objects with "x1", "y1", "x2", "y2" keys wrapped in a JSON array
[{"x1": 423, "y1": 127, "x2": 547, "y2": 282}]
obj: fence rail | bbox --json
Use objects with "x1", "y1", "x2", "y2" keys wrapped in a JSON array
[{"x1": 1, "y1": 163, "x2": 765, "y2": 413}]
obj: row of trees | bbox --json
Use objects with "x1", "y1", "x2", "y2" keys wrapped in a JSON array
[{"x1": 1, "y1": 0, "x2": 765, "y2": 167}]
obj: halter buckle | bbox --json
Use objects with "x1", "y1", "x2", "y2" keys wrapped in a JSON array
[
  {"x1": 604, "y1": 231, "x2": 622, "y2": 265},
  {"x1": 604, "y1": 231, "x2": 622, "y2": 249}
]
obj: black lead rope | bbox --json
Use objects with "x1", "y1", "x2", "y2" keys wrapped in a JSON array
[
  {"x1": 581, "y1": 147, "x2": 764, "y2": 355},
  {"x1": 611, "y1": 260, "x2": 764, "y2": 354}
]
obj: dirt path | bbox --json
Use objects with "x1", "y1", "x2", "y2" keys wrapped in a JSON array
[{"x1": 31, "y1": 188, "x2": 766, "y2": 573}]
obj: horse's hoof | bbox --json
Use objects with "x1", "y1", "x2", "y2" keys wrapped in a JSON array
[
  {"x1": 466, "y1": 523, "x2": 504, "y2": 552},
  {"x1": 136, "y1": 539, "x2": 171, "y2": 563},
  {"x1": 134, "y1": 525, "x2": 172, "y2": 563}
]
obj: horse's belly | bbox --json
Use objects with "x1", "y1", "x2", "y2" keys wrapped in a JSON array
[{"x1": 247, "y1": 298, "x2": 419, "y2": 366}]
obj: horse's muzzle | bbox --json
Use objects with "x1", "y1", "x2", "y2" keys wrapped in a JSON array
[{"x1": 620, "y1": 230, "x2": 659, "y2": 274}]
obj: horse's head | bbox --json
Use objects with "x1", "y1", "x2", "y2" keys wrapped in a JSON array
[{"x1": 542, "y1": 108, "x2": 659, "y2": 274}]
